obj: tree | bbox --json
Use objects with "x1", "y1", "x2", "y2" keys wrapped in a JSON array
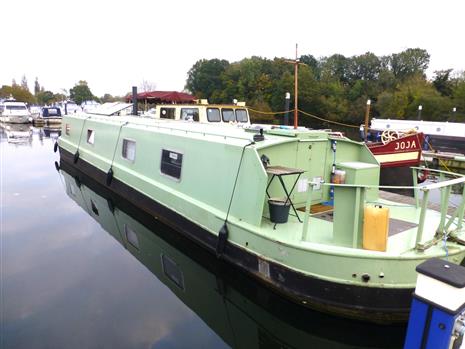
[
  {"x1": 21, "y1": 75, "x2": 29, "y2": 91},
  {"x1": 0, "y1": 84, "x2": 36, "y2": 104},
  {"x1": 452, "y1": 72, "x2": 465, "y2": 118},
  {"x1": 433, "y1": 69, "x2": 454, "y2": 96},
  {"x1": 34, "y1": 77, "x2": 41, "y2": 96},
  {"x1": 185, "y1": 59, "x2": 230, "y2": 101},
  {"x1": 139, "y1": 80, "x2": 156, "y2": 92},
  {"x1": 376, "y1": 74, "x2": 452, "y2": 120},
  {"x1": 69, "y1": 80, "x2": 95, "y2": 104},
  {"x1": 389, "y1": 48, "x2": 430, "y2": 80},
  {"x1": 348, "y1": 52, "x2": 381, "y2": 82},
  {"x1": 320, "y1": 54, "x2": 350, "y2": 84},
  {"x1": 37, "y1": 90, "x2": 56, "y2": 105},
  {"x1": 300, "y1": 54, "x2": 321, "y2": 79}
]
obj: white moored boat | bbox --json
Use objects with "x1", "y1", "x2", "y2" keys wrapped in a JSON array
[{"x1": 0, "y1": 98, "x2": 32, "y2": 124}]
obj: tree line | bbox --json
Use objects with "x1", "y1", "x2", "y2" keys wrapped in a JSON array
[
  {"x1": 185, "y1": 48, "x2": 465, "y2": 126},
  {"x1": 0, "y1": 78, "x2": 123, "y2": 106}
]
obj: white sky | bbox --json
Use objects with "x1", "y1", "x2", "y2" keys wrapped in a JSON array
[{"x1": 2, "y1": 0, "x2": 464, "y2": 97}]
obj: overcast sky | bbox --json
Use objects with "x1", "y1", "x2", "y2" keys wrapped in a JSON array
[{"x1": 2, "y1": 0, "x2": 464, "y2": 97}]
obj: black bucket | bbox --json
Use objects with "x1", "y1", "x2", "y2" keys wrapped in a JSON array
[{"x1": 268, "y1": 198, "x2": 291, "y2": 224}]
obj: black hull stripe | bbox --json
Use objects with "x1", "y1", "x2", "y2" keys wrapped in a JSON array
[{"x1": 59, "y1": 147, "x2": 412, "y2": 322}]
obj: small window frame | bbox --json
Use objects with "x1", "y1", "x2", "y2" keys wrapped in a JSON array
[
  {"x1": 180, "y1": 108, "x2": 199, "y2": 122},
  {"x1": 235, "y1": 108, "x2": 249, "y2": 123},
  {"x1": 221, "y1": 108, "x2": 235, "y2": 122},
  {"x1": 121, "y1": 138, "x2": 136, "y2": 162},
  {"x1": 206, "y1": 108, "x2": 221, "y2": 122},
  {"x1": 160, "y1": 107, "x2": 176, "y2": 119},
  {"x1": 160, "y1": 148, "x2": 183, "y2": 182},
  {"x1": 86, "y1": 129, "x2": 95, "y2": 145}
]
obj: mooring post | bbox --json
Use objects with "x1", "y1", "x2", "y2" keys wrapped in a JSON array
[
  {"x1": 284, "y1": 92, "x2": 290, "y2": 126},
  {"x1": 403, "y1": 258, "x2": 465, "y2": 349}
]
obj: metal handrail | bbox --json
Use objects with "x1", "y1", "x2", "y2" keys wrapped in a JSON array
[{"x1": 302, "y1": 168, "x2": 465, "y2": 251}]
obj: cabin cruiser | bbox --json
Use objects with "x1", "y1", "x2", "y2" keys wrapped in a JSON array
[{"x1": 0, "y1": 98, "x2": 32, "y2": 124}]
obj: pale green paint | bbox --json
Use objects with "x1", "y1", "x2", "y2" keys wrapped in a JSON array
[{"x1": 58, "y1": 114, "x2": 465, "y2": 291}]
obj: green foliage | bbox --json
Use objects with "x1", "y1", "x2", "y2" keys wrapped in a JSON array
[
  {"x1": 0, "y1": 84, "x2": 36, "y2": 104},
  {"x1": 184, "y1": 48, "x2": 461, "y2": 127},
  {"x1": 101, "y1": 93, "x2": 123, "y2": 103},
  {"x1": 389, "y1": 48, "x2": 430, "y2": 81},
  {"x1": 69, "y1": 80, "x2": 96, "y2": 105},
  {"x1": 433, "y1": 69, "x2": 454, "y2": 96},
  {"x1": 185, "y1": 59, "x2": 230, "y2": 102},
  {"x1": 36, "y1": 90, "x2": 55, "y2": 105}
]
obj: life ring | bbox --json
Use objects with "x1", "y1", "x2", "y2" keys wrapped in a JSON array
[{"x1": 417, "y1": 169, "x2": 429, "y2": 183}]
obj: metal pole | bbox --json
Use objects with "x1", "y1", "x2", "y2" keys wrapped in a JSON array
[
  {"x1": 364, "y1": 99, "x2": 371, "y2": 142},
  {"x1": 294, "y1": 43, "x2": 298, "y2": 129},
  {"x1": 417, "y1": 105, "x2": 422, "y2": 121},
  {"x1": 132, "y1": 86, "x2": 138, "y2": 116},
  {"x1": 284, "y1": 92, "x2": 290, "y2": 126}
]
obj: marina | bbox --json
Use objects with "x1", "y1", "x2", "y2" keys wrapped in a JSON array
[
  {"x1": 2, "y1": 126, "x2": 410, "y2": 348},
  {"x1": 2, "y1": 3, "x2": 465, "y2": 343}
]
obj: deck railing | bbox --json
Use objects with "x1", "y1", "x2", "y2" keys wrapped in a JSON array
[{"x1": 302, "y1": 168, "x2": 465, "y2": 251}]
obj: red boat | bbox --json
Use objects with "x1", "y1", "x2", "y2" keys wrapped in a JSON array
[
  {"x1": 366, "y1": 130, "x2": 425, "y2": 193},
  {"x1": 367, "y1": 130, "x2": 424, "y2": 168}
]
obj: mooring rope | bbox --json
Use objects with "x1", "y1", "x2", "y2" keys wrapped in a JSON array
[
  {"x1": 216, "y1": 140, "x2": 254, "y2": 257},
  {"x1": 424, "y1": 138, "x2": 453, "y2": 173},
  {"x1": 109, "y1": 121, "x2": 129, "y2": 169}
]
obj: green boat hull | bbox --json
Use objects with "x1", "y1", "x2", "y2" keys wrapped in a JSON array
[{"x1": 57, "y1": 114, "x2": 465, "y2": 322}]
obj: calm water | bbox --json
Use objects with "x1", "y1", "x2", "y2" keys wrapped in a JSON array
[{"x1": 1, "y1": 125, "x2": 407, "y2": 349}]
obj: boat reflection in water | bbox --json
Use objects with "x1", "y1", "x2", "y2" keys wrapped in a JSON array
[
  {"x1": 60, "y1": 162, "x2": 406, "y2": 349},
  {"x1": 0, "y1": 123, "x2": 33, "y2": 144}
]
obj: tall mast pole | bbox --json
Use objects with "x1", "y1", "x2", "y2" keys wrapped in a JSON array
[{"x1": 294, "y1": 43, "x2": 299, "y2": 129}]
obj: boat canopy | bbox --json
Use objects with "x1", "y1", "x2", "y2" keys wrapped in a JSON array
[{"x1": 126, "y1": 91, "x2": 195, "y2": 104}]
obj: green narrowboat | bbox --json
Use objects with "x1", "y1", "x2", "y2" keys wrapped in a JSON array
[{"x1": 57, "y1": 110, "x2": 465, "y2": 322}]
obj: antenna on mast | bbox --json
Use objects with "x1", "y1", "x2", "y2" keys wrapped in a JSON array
[
  {"x1": 294, "y1": 43, "x2": 299, "y2": 129},
  {"x1": 285, "y1": 44, "x2": 304, "y2": 129}
]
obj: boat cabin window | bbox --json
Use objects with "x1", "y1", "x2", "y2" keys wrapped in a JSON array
[
  {"x1": 236, "y1": 109, "x2": 248, "y2": 123},
  {"x1": 160, "y1": 107, "x2": 175, "y2": 119},
  {"x1": 222, "y1": 108, "x2": 235, "y2": 122},
  {"x1": 160, "y1": 149, "x2": 183, "y2": 180},
  {"x1": 122, "y1": 139, "x2": 136, "y2": 161},
  {"x1": 6, "y1": 105, "x2": 27, "y2": 111},
  {"x1": 206, "y1": 108, "x2": 221, "y2": 122},
  {"x1": 180, "y1": 108, "x2": 199, "y2": 121},
  {"x1": 87, "y1": 129, "x2": 95, "y2": 144}
]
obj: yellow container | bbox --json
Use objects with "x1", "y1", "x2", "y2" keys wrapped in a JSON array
[{"x1": 363, "y1": 205, "x2": 389, "y2": 251}]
